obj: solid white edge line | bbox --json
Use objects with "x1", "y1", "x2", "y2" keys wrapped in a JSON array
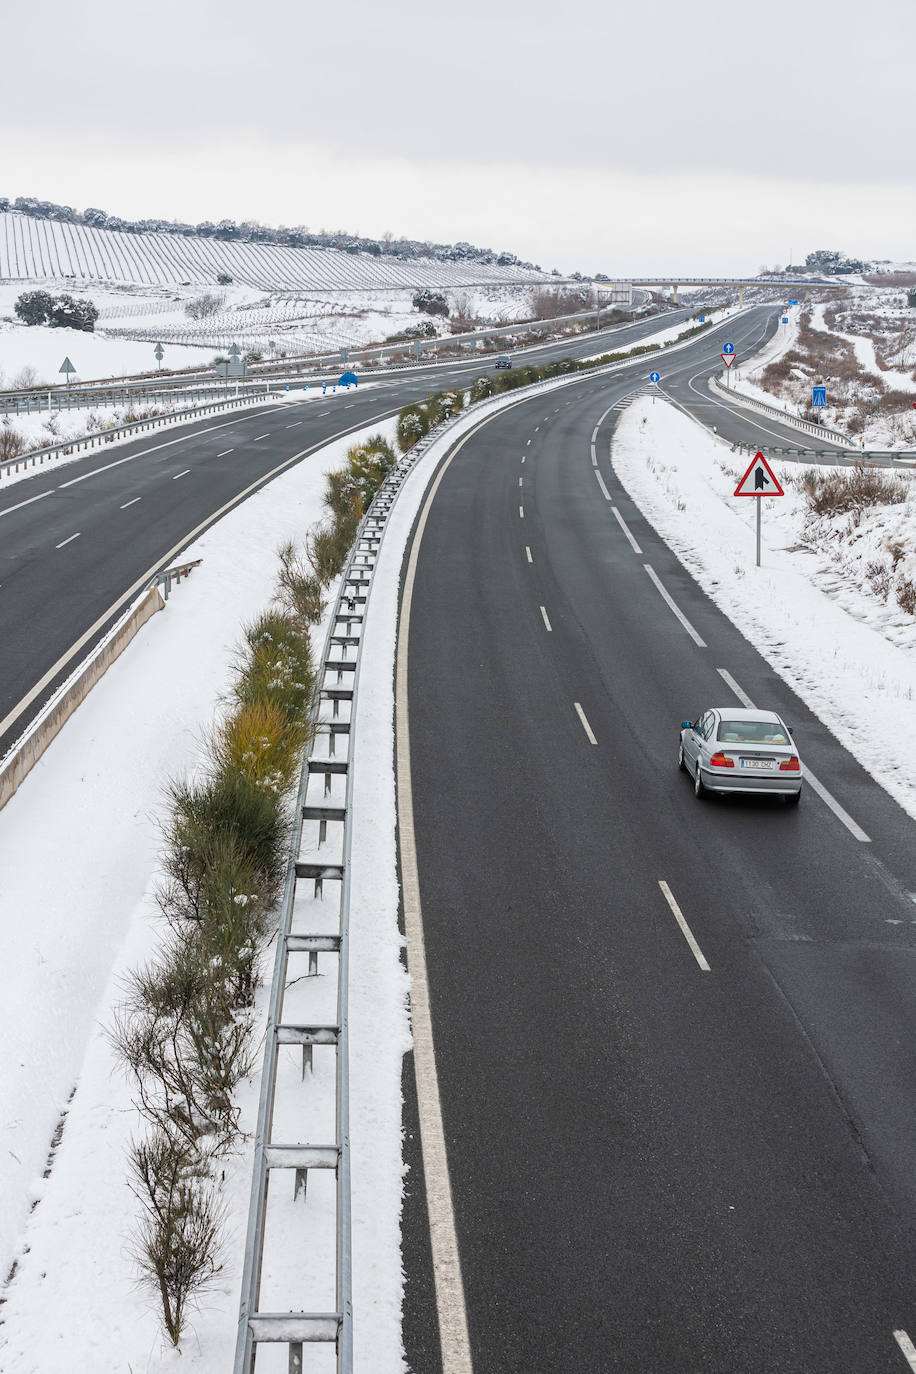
[
  {"x1": 397, "y1": 435, "x2": 478, "y2": 1374},
  {"x1": 716, "y1": 667, "x2": 755, "y2": 709},
  {"x1": 610, "y1": 505, "x2": 642, "y2": 554},
  {"x1": 643, "y1": 564, "x2": 707, "y2": 647},
  {"x1": 716, "y1": 667, "x2": 870, "y2": 842},
  {"x1": 540, "y1": 605, "x2": 552, "y2": 631},
  {"x1": 525, "y1": 546, "x2": 533, "y2": 563},
  {"x1": 574, "y1": 702, "x2": 597, "y2": 744},
  {"x1": 594, "y1": 469, "x2": 612, "y2": 501},
  {"x1": 0, "y1": 490, "x2": 53, "y2": 519},
  {"x1": 658, "y1": 881, "x2": 711, "y2": 971},
  {"x1": 895, "y1": 1331, "x2": 916, "y2": 1369}
]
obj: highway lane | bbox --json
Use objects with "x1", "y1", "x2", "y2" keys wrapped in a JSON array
[
  {"x1": 0, "y1": 306, "x2": 753, "y2": 760},
  {"x1": 401, "y1": 377, "x2": 916, "y2": 1372}
]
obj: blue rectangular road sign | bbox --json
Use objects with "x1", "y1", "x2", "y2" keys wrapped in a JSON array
[
  {"x1": 782, "y1": 316, "x2": 789, "y2": 324},
  {"x1": 812, "y1": 386, "x2": 827, "y2": 407},
  {"x1": 788, "y1": 298, "x2": 799, "y2": 306}
]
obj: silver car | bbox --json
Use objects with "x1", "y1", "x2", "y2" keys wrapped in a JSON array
[{"x1": 679, "y1": 707, "x2": 803, "y2": 804}]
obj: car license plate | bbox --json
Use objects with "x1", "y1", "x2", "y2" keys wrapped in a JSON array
[{"x1": 741, "y1": 759, "x2": 776, "y2": 771}]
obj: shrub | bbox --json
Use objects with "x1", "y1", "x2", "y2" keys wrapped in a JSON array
[
  {"x1": 803, "y1": 465, "x2": 908, "y2": 516},
  {"x1": 413, "y1": 290, "x2": 448, "y2": 317},
  {"x1": 396, "y1": 403, "x2": 431, "y2": 453},
  {"x1": 215, "y1": 272, "x2": 233, "y2": 285},
  {"x1": 129, "y1": 1130, "x2": 224, "y2": 1347},
  {"x1": 166, "y1": 770, "x2": 290, "y2": 912},
  {"x1": 49, "y1": 294, "x2": 98, "y2": 331},
  {"x1": 470, "y1": 376, "x2": 494, "y2": 401},
  {"x1": 0, "y1": 423, "x2": 25, "y2": 460},
  {"x1": 897, "y1": 576, "x2": 916, "y2": 616},
  {"x1": 346, "y1": 433, "x2": 396, "y2": 507},
  {"x1": 211, "y1": 698, "x2": 309, "y2": 797},
  {"x1": 276, "y1": 541, "x2": 326, "y2": 627},
  {"x1": 14, "y1": 290, "x2": 53, "y2": 325},
  {"x1": 185, "y1": 293, "x2": 223, "y2": 320},
  {"x1": 234, "y1": 610, "x2": 316, "y2": 720},
  {"x1": 308, "y1": 517, "x2": 359, "y2": 583}
]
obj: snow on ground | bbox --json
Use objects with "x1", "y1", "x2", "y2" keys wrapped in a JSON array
[
  {"x1": 0, "y1": 416, "x2": 408, "y2": 1372},
  {"x1": 612, "y1": 396, "x2": 916, "y2": 817}
]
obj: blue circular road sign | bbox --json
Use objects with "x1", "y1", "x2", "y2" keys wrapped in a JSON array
[
  {"x1": 722, "y1": 342, "x2": 735, "y2": 355},
  {"x1": 649, "y1": 371, "x2": 660, "y2": 384}
]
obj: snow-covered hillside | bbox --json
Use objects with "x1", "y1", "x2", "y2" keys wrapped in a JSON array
[{"x1": 0, "y1": 211, "x2": 550, "y2": 292}]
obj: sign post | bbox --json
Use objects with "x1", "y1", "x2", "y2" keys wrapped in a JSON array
[
  {"x1": 154, "y1": 342, "x2": 164, "y2": 370},
  {"x1": 734, "y1": 451, "x2": 784, "y2": 566},
  {"x1": 721, "y1": 341, "x2": 735, "y2": 389},
  {"x1": 59, "y1": 356, "x2": 76, "y2": 390}
]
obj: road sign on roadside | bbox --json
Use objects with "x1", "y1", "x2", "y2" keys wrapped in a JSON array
[
  {"x1": 649, "y1": 371, "x2": 660, "y2": 384},
  {"x1": 734, "y1": 451, "x2": 784, "y2": 497},
  {"x1": 734, "y1": 451, "x2": 784, "y2": 567},
  {"x1": 59, "y1": 356, "x2": 75, "y2": 375},
  {"x1": 698, "y1": 316, "x2": 705, "y2": 323},
  {"x1": 721, "y1": 353, "x2": 735, "y2": 369},
  {"x1": 812, "y1": 386, "x2": 827, "y2": 408},
  {"x1": 788, "y1": 298, "x2": 799, "y2": 306},
  {"x1": 722, "y1": 342, "x2": 735, "y2": 355},
  {"x1": 782, "y1": 316, "x2": 789, "y2": 324}
]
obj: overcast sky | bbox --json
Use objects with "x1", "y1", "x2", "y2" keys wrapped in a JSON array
[{"x1": 4, "y1": 0, "x2": 915, "y2": 274}]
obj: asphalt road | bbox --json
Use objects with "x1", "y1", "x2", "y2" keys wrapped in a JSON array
[
  {"x1": 401, "y1": 375, "x2": 916, "y2": 1372},
  {"x1": 0, "y1": 303, "x2": 761, "y2": 760}
]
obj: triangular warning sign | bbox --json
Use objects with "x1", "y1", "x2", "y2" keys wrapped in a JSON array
[
  {"x1": 734, "y1": 451, "x2": 784, "y2": 497},
  {"x1": 721, "y1": 353, "x2": 735, "y2": 369}
]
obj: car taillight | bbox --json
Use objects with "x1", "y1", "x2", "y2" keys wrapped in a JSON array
[
  {"x1": 709, "y1": 751, "x2": 735, "y2": 768},
  {"x1": 780, "y1": 756, "x2": 800, "y2": 771}
]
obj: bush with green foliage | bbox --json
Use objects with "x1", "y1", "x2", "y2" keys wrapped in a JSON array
[{"x1": 15, "y1": 289, "x2": 98, "y2": 331}]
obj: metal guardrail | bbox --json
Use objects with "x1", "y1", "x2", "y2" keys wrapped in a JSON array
[
  {"x1": 0, "y1": 380, "x2": 264, "y2": 416},
  {"x1": 710, "y1": 373, "x2": 857, "y2": 447},
  {"x1": 0, "y1": 387, "x2": 271, "y2": 481},
  {"x1": 233, "y1": 425, "x2": 449, "y2": 1371}
]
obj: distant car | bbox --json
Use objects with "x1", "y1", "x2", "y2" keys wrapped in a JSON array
[
  {"x1": 494, "y1": 356, "x2": 512, "y2": 369},
  {"x1": 679, "y1": 707, "x2": 802, "y2": 804}
]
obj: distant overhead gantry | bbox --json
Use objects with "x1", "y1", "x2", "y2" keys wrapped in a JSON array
[{"x1": 592, "y1": 277, "x2": 849, "y2": 308}]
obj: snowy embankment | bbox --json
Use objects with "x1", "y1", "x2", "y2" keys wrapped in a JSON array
[
  {"x1": 612, "y1": 397, "x2": 916, "y2": 815},
  {"x1": 0, "y1": 417, "x2": 409, "y2": 1373}
]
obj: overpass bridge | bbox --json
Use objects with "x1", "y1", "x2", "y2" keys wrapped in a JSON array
[{"x1": 595, "y1": 277, "x2": 848, "y2": 307}]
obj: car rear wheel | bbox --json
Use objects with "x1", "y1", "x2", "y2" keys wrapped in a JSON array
[
  {"x1": 678, "y1": 741, "x2": 686, "y2": 772},
  {"x1": 694, "y1": 764, "x2": 707, "y2": 799}
]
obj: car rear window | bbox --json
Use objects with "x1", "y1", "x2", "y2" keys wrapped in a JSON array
[{"x1": 717, "y1": 719, "x2": 789, "y2": 744}]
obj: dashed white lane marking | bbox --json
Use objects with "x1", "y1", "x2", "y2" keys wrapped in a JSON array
[
  {"x1": 285, "y1": 422, "x2": 303, "y2": 428},
  {"x1": 526, "y1": 439, "x2": 532, "y2": 446},
  {"x1": 521, "y1": 455, "x2": 526, "y2": 463},
  {"x1": 594, "y1": 470, "x2": 612, "y2": 501},
  {"x1": 119, "y1": 497, "x2": 141, "y2": 509},
  {"x1": 519, "y1": 477, "x2": 523, "y2": 487},
  {"x1": 659, "y1": 881, "x2": 711, "y2": 971},
  {"x1": 525, "y1": 546, "x2": 533, "y2": 563},
  {"x1": 611, "y1": 506, "x2": 642, "y2": 554},
  {"x1": 0, "y1": 490, "x2": 53, "y2": 519},
  {"x1": 519, "y1": 505, "x2": 524, "y2": 519},
  {"x1": 716, "y1": 668, "x2": 870, "y2": 842},
  {"x1": 534, "y1": 425, "x2": 540, "y2": 431},
  {"x1": 540, "y1": 605, "x2": 552, "y2": 631},
  {"x1": 590, "y1": 445, "x2": 598, "y2": 467},
  {"x1": 643, "y1": 565, "x2": 706, "y2": 647},
  {"x1": 55, "y1": 532, "x2": 80, "y2": 548},
  {"x1": 895, "y1": 1331, "x2": 916, "y2": 1370},
  {"x1": 252, "y1": 433, "x2": 270, "y2": 441},
  {"x1": 172, "y1": 469, "x2": 190, "y2": 480},
  {"x1": 574, "y1": 702, "x2": 597, "y2": 744},
  {"x1": 216, "y1": 448, "x2": 234, "y2": 457}
]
